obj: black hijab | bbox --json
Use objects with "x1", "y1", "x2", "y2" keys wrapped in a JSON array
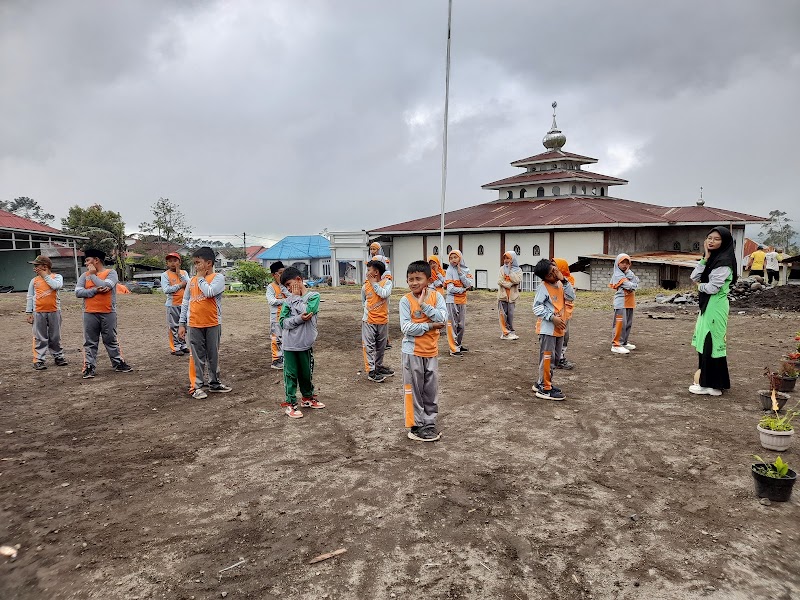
[{"x1": 699, "y1": 226, "x2": 737, "y2": 313}]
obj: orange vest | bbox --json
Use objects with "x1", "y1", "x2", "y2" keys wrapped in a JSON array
[
  {"x1": 188, "y1": 273, "x2": 221, "y2": 328},
  {"x1": 166, "y1": 270, "x2": 187, "y2": 306},
  {"x1": 623, "y1": 288, "x2": 636, "y2": 309},
  {"x1": 33, "y1": 276, "x2": 58, "y2": 312},
  {"x1": 270, "y1": 281, "x2": 286, "y2": 300},
  {"x1": 84, "y1": 270, "x2": 113, "y2": 313},
  {"x1": 406, "y1": 290, "x2": 440, "y2": 358},
  {"x1": 363, "y1": 280, "x2": 390, "y2": 324},
  {"x1": 535, "y1": 281, "x2": 567, "y2": 336},
  {"x1": 446, "y1": 275, "x2": 471, "y2": 305}
]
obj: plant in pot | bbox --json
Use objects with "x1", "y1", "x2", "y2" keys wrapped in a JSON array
[
  {"x1": 752, "y1": 455, "x2": 796, "y2": 502},
  {"x1": 760, "y1": 367, "x2": 795, "y2": 404},
  {"x1": 777, "y1": 362, "x2": 799, "y2": 392},
  {"x1": 757, "y1": 397, "x2": 798, "y2": 452}
]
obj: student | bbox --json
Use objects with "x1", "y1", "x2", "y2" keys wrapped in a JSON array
[
  {"x1": 532, "y1": 259, "x2": 574, "y2": 400},
  {"x1": 497, "y1": 250, "x2": 522, "y2": 340},
  {"x1": 177, "y1": 247, "x2": 232, "y2": 399},
  {"x1": 553, "y1": 258, "x2": 575, "y2": 369},
  {"x1": 747, "y1": 245, "x2": 766, "y2": 279},
  {"x1": 428, "y1": 255, "x2": 447, "y2": 294},
  {"x1": 609, "y1": 253, "x2": 639, "y2": 354},
  {"x1": 160, "y1": 252, "x2": 190, "y2": 356},
  {"x1": 25, "y1": 255, "x2": 67, "y2": 370},
  {"x1": 279, "y1": 266, "x2": 325, "y2": 418},
  {"x1": 369, "y1": 242, "x2": 392, "y2": 278},
  {"x1": 362, "y1": 259, "x2": 394, "y2": 383},
  {"x1": 764, "y1": 247, "x2": 780, "y2": 285},
  {"x1": 75, "y1": 248, "x2": 133, "y2": 378},
  {"x1": 266, "y1": 261, "x2": 288, "y2": 370},
  {"x1": 400, "y1": 260, "x2": 447, "y2": 442},
  {"x1": 445, "y1": 249, "x2": 473, "y2": 357}
]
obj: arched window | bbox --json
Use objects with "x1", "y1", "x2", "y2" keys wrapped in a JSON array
[
  {"x1": 513, "y1": 244, "x2": 521, "y2": 255},
  {"x1": 446, "y1": 244, "x2": 453, "y2": 254},
  {"x1": 477, "y1": 245, "x2": 484, "y2": 255},
  {"x1": 432, "y1": 245, "x2": 438, "y2": 255},
  {"x1": 692, "y1": 241, "x2": 700, "y2": 251},
  {"x1": 571, "y1": 185, "x2": 577, "y2": 194},
  {"x1": 581, "y1": 185, "x2": 587, "y2": 194},
  {"x1": 520, "y1": 189, "x2": 526, "y2": 198},
  {"x1": 536, "y1": 187, "x2": 545, "y2": 197},
  {"x1": 506, "y1": 190, "x2": 513, "y2": 199},
  {"x1": 533, "y1": 245, "x2": 541, "y2": 256},
  {"x1": 673, "y1": 241, "x2": 681, "y2": 251},
  {"x1": 600, "y1": 187, "x2": 605, "y2": 196},
  {"x1": 591, "y1": 186, "x2": 597, "y2": 195},
  {"x1": 552, "y1": 186, "x2": 561, "y2": 196}
]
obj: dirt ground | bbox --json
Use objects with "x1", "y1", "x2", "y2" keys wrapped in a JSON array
[{"x1": 1, "y1": 287, "x2": 799, "y2": 600}]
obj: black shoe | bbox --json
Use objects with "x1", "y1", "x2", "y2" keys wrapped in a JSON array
[
  {"x1": 54, "y1": 357, "x2": 68, "y2": 366},
  {"x1": 449, "y1": 350, "x2": 462, "y2": 357},
  {"x1": 377, "y1": 366, "x2": 394, "y2": 377},
  {"x1": 460, "y1": 346, "x2": 469, "y2": 352},
  {"x1": 368, "y1": 370, "x2": 386, "y2": 383},
  {"x1": 271, "y1": 358, "x2": 284, "y2": 370},
  {"x1": 533, "y1": 382, "x2": 561, "y2": 393},
  {"x1": 535, "y1": 387, "x2": 566, "y2": 401},
  {"x1": 33, "y1": 360, "x2": 47, "y2": 371},
  {"x1": 82, "y1": 366, "x2": 96, "y2": 379},
  {"x1": 208, "y1": 382, "x2": 232, "y2": 393},
  {"x1": 555, "y1": 359, "x2": 575, "y2": 370},
  {"x1": 385, "y1": 343, "x2": 392, "y2": 350},
  {"x1": 114, "y1": 362, "x2": 133, "y2": 373},
  {"x1": 408, "y1": 424, "x2": 441, "y2": 442}
]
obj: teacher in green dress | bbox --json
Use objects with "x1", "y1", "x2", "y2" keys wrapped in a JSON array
[{"x1": 689, "y1": 226, "x2": 737, "y2": 396}]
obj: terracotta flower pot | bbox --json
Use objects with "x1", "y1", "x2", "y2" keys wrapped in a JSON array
[{"x1": 757, "y1": 425, "x2": 794, "y2": 452}]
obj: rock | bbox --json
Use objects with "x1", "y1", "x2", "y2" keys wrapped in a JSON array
[
  {"x1": 633, "y1": 580, "x2": 640, "y2": 587},
  {"x1": 759, "y1": 498, "x2": 771, "y2": 506},
  {"x1": 751, "y1": 282, "x2": 763, "y2": 291},
  {"x1": 221, "y1": 593, "x2": 228, "y2": 598},
  {"x1": 775, "y1": 529, "x2": 782, "y2": 535},
  {"x1": 630, "y1": 514, "x2": 639, "y2": 521}
]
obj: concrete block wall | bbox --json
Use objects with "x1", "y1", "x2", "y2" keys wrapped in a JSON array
[{"x1": 588, "y1": 259, "x2": 695, "y2": 290}]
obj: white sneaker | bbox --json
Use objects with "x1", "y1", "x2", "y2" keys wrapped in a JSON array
[
  {"x1": 500, "y1": 334, "x2": 508, "y2": 340},
  {"x1": 191, "y1": 388, "x2": 208, "y2": 399},
  {"x1": 507, "y1": 333, "x2": 519, "y2": 340},
  {"x1": 611, "y1": 346, "x2": 630, "y2": 354},
  {"x1": 624, "y1": 343, "x2": 636, "y2": 350},
  {"x1": 689, "y1": 384, "x2": 721, "y2": 396}
]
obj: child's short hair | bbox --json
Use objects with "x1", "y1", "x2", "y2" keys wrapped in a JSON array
[
  {"x1": 280, "y1": 266, "x2": 303, "y2": 286},
  {"x1": 407, "y1": 260, "x2": 431, "y2": 278},
  {"x1": 366, "y1": 260, "x2": 386, "y2": 276},
  {"x1": 192, "y1": 246, "x2": 215, "y2": 262},
  {"x1": 534, "y1": 258, "x2": 553, "y2": 280}
]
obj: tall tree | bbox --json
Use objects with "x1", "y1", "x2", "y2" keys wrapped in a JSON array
[
  {"x1": 62, "y1": 204, "x2": 127, "y2": 272},
  {"x1": 760, "y1": 210, "x2": 797, "y2": 253},
  {"x1": 0, "y1": 196, "x2": 55, "y2": 225},
  {"x1": 138, "y1": 198, "x2": 192, "y2": 256}
]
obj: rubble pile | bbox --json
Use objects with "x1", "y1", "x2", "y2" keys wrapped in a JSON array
[
  {"x1": 655, "y1": 292, "x2": 698, "y2": 305},
  {"x1": 731, "y1": 279, "x2": 800, "y2": 311}
]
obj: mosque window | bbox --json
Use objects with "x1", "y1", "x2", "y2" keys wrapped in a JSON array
[
  {"x1": 507, "y1": 190, "x2": 513, "y2": 199},
  {"x1": 533, "y1": 245, "x2": 541, "y2": 256},
  {"x1": 673, "y1": 241, "x2": 681, "y2": 251},
  {"x1": 520, "y1": 189, "x2": 526, "y2": 198},
  {"x1": 552, "y1": 186, "x2": 560, "y2": 196},
  {"x1": 536, "y1": 187, "x2": 545, "y2": 197},
  {"x1": 600, "y1": 187, "x2": 605, "y2": 196},
  {"x1": 581, "y1": 185, "x2": 587, "y2": 194},
  {"x1": 477, "y1": 245, "x2": 484, "y2": 256},
  {"x1": 571, "y1": 185, "x2": 577, "y2": 194},
  {"x1": 513, "y1": 245, "x2": 521, "y2": 255},
  {"x1": 692, "y1": 241, "x2": 700, "y2": 251},
  {"x1": 432, "y1": 246, "x2": 438, "y2": 255},
  {"x1": 447, "y1": 245, "x2": 452, "y2": 254}
]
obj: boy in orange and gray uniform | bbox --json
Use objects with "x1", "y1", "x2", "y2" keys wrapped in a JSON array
[
  {"x1": 362, "y1": 259, "x2": 394, "y2": 383},
  {"x1": 609, "y1": 253, "x2": 639, "y2": 355},
  {"x1": 178, "y1": 246, "x2": 232, "y2": 399},
  {"x1": 160, "y1": 252, "x2": 190, "y2": 356},
  {"x1": 25, "y1": 255, "x2": 67, "y2": 370},
  {"x1": 400, "y1": 260, "x2": 447, "y2": 442},
  {"x1": 75, "y1": 248, "x2": 132, "y2": 379},
  {"x1": 266, "y1": 261, "x2": 288, "y2": 370}
]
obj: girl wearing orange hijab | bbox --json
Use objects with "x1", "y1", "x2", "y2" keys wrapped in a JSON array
[
  {"x1": 428, "y1": 255, "x2": 447, "y2": 294},
  {"x1": 553, "y1": 258, "x2": 575, "y2": 369}
]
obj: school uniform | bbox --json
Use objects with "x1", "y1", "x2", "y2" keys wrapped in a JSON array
[
  {"x1": 26, "y1": 273, "x2": 65, "y2": 363},
  {"x1": 497, "y1": 251, "x2": 522, "y2": 338},
  {"x1": 179, "y1": 272, "x2": 226, "y2": 392},
  {"x1": 400, "y1": 289, "x2": 447, "y2": 429},
  {"x1": 266, "y1": 281, "x2": 289, "y2": 363},
  {"x1": 445, "y1": 251, "x2": 473, "y2": 353},
  {"x1": 533, "y1": 279, "x2": 575, "y2": 392},
  {"x1": 76, "y1": 268, "x2": 124, "y2": 369},
  {"x1": 361, "y1": 275, "x2": 393, "y2": 373},
  {"x1": 609, "y1": 254, "x2": 639, "y2": 349},
  {"x1": 428, "y1": 255, "x2": 447, "y2": 294},
  {"x1": 160, "y1": 268, "x2": 190, "y2": 354},
  {"x1": 279, "y1": 291, "x2": 320, "y2": 407}
]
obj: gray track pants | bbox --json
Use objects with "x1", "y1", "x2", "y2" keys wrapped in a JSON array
[
  {"x1": 167, "y1": 306, "x2": 188, "y2": 353},
  {"x1": 612, "y1": 308, "x2": 634, "y2": 346},
  {"x1": 561, "y1": 320, "x2": 570, "y2": 360},
  {"x1": 270, "y1": 321, "x2": 283, "y2": 361},
  {"x1": 188, "y1": 325, "x2": 221, "y2": 390},
  {"x1": 403, "y1": 354, "x2": 438, "y2": 428},
  {"x1": 537, "y1": 334, "x2": 564, "y2": 391},
  {"x1": 362, "y1": 322, "x2": 388, "y2": 372},
  {"x1": 447, "y1": 303, "x2": 466, "y2": 351},
  {"x1": 32, "y1": 311, "x2": 64, "y2": 361},
  {"x1": 83, "y1": 312, "x2": 123, "y2": 368},
  {"x1": 498, "y1": 300, "x2": 515, "y2": 335}
]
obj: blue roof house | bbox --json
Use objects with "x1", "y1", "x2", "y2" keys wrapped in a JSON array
[{"x1": 256, "y1": 235, "x2": 332, "y2": 280}]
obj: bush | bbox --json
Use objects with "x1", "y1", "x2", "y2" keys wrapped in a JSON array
[{"x1": 231, "y1": 261, "x2": 269, "y2": 291}]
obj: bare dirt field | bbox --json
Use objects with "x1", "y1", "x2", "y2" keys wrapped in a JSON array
[{"x1": 1, "y1": 286, "x2": 799, "y2": 600}]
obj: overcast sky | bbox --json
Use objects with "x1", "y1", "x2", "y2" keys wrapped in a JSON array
[{"x1": 1, "y1": 0, "x2": 798, "y2": 245}]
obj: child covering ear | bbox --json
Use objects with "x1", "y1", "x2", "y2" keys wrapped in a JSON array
[
  {"x1": 609, "y1": 253, "x2": 639, "y2": 354},
  {"x1": 498, "y1": 251, "x2": 522, "y2": 340}
]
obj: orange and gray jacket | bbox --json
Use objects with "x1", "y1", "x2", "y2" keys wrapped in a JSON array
[
  {"x1": 497, "y1": 251, "x2": 522, "y2": 303},
  {"x1": 266, "y1": 281, "x2": 289, "y2": 322},
  {"x1": 362, "y1": 276, "x2": 393, "y2": 324},
  {"x1": 445, "y1": 251, "x2": 473, "y2": 305},
  {"x1": 609, "y1": 253, "x2": 639, "y2": 309},
  {"x1": 179, "y1": 273, "x2": 225, "y2": 327},
  {"x1": 76, "y1": 269, "x2": 118, "y2": 313},
  {"x1": 161, "y1": 269, "x2": 190, "y2": 307},
  {"x1": 399, "y1": 289, "x2": 447, "y2": 358},
  {"x1": 26, "y1": 273, "x2": 63, "y2": 313}
]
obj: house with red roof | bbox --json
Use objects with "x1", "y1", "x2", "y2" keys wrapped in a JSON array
[
  {"x1": 0, "y1": 209, "x2": 87, "y2": 291},
  {"x1": 367, "y1": 104, "x2": 767, "y2": 290}
]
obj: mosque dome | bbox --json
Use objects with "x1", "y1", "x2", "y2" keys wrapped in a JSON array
[{"x1": 542, "y1": 101, "x2": 566, "y2": 151}]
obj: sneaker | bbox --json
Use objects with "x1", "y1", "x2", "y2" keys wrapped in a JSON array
[
  {"x1": 271, "y1": 358, "x2": 284, "y2": 370},
  {"x1": 624, "y1": 343, "x2": 636, "y2": 350},
  {"x1": 555, "y1": 359, "x2": 575, "y2": 370},
  {"x1": 368, "y1": 370, "x2": 386, "y2": 383},
  {"x1": 689, "y1": 384, "x2": 722, "y2": 396},
  {"x1": 385, "y1": 343, "x2": 392, "y2": 350},
  {"x1": 54, "y1": 357, "x2": 69, "y2": 366},
  {"x1": 535, "y1": 387, "x2": 566, "y2": 401},
  {"x1": 171, "y1": 350, "x2": 182, "y2": 356},
  {"x1": 500, "y1": 334, "x2": 509, "y2": 340},
  {"x1": 611, "y1": 346, "x2": 630, "y2": 354},
  {"x1": 114, "y1": 361, "x2": 133, "y2": 373},
  {"x1": 285, "y1": 404, "x2": 304, "y2": 418},
  {"x1": 408, "y1": 424, "x2": 440, "y2": 442},
  {"x1": 191, "y1": 388, "x2": 208, "y2": 399},
  {"x1": 460, "y1": 347, "x2": 469, "y2": 352},
  {"x1": 533, "y1": 382, "x2": 562, "y2": 393},
  {"x1": 82, "y1": 366, "x2": 96, "y2": 379},
  {"x1": 301, "y1": 396, "x2": 325, "y2": 409},
  {"x1": 208, "y1": 383, "x2": 232, "y2": 393},
  {"x1": 33, "y1": 360, "x2": 47, "y2": 370},
  {"x1": 449, "y1": 350, "x2": 463, "y2": 357},
  {"x1": 377, "y1": 366, "x2": 395, "y2": 377},
  {"x1": 507, "y1": 333, "x2": 519, "y2": 341}
]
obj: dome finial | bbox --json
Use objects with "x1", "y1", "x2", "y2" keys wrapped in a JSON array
[
  {"x1": 696, "y1": 186, "x2": 705, "y2": 206},
  {"x1": 543, "y1": 100, "x2": 566, "y2": 151}
]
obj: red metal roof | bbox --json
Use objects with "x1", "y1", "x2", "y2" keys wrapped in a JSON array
[
  {"x1": 0, "y1": 209, "x2": 61, "y2": 233},
  {"x1": 370, "y1": 197, "x2": 767, "y2": 234},
  {"x1": 482, "y1": 169, "x2": 628, "y2": 189},
  {"x1": 510, "y1": 150, "x2": 598, "y2": 166}
]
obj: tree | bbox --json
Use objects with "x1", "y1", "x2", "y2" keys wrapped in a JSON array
[
  {"x1": 139, "y1": 198, "x2": 192, "y2": 254},
  {"x1": 760, "y1": 210, "x2": 797, "y2": 253},
  {"x1": 230, "y1": 261, "x2": 268, "y2": 291},
  {"x1": 0, "y1": 197, "x2": 55, "y2": 225},
  {"x1": 62, "y1": 204, "x2": 127, "y2": 272}
]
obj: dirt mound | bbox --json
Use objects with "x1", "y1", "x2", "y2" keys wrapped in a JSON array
[{"x1": 731, "y1": 285, "x2": 800, "y2": 311}]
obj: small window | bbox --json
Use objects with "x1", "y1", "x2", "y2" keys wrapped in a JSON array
[
  {"x1": 432, "y1": 245, "x2": 438, "y2": 255},
  {"x1": 533, "y1": 245, "x2": 540, "y2": 256},
  {"x1": 552, "y1": 186, "x2": 560, "y2": 196},
  {"x1": 571, "y1": 185, "x2": 577, "y2": 194},
  {"x1": 446, "y1": 244, "x2": 452, "y2": 254},
  {"x1": 513, "y1": 244, "x2": 521, "y2": 255},
  {"x1": 600, "y1": 187, "x2": 605, "y2": 196},
  {"x1": 536, "y1": 187, "x2": 545, "y2": 197},
  {"x1": 581, "y1": 185, "x2": 587, "y2": 194},
  {"x1": 692, "y1": 241, "x2": 700, "y2": 251},
  {"x1": 506, "y1": 190, "x2": 513, "y2": 199},
  {"x1": 673, "y1": 241, "x2": 681, "y2": 251},
  {"x1": 591, "y1": 186, "x2": 597, "y2": 195},
  {"x1": 520, "y1": 189, "x2": 526, "y2": 198},
  {"x1": 477, "y1": 245, "x2": 484, "y2": 255}
]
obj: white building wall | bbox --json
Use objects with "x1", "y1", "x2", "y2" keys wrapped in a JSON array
[
  {"x1": 424, "y1": 234, "x2": 461, "y2": 260},
  {"x1": 503, "y1": 232, "x2": 551, "y2": 269},
  {"x1": 459, "y1": 233, "x2": 501, "y2": 289},
  {"x1": 553, "y1": 230, "x2": 604, "y2": 290},
  {"x1": 392, "y1": 236, "x2": 424, "y2": 287}
]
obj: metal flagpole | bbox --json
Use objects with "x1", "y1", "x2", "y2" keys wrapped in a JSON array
[{"x1": 439, "y1": 0, "x2": 453, "y2": 264}]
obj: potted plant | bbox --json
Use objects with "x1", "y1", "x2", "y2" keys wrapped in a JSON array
[
  {"x1": 752, "y1": 455, "x2": 796, "y2": 502},
  {"x1": 777, "y1": 362, "x2": 799, "y2": 392},
  {"x1": 757, "y1": 398, "x2": 798, "y2": 452},
  {"x1": 761, "y1": 367, "x2": 796, "y2": 402}
]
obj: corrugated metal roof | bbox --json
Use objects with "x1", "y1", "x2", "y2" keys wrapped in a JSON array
[
  {"x1": 482, "y1": 169, "x2": 627, "y2": 189},
  {"x1": 256, "y1": 235, "x2": 330, "y2": 260},
  {"x1": 370, "y1": 197, "x2": 768, "y2": 234},
  {"x1": 0, "y1": 209, "x2": 61, "y2": 233},
  {"x1": 510, "y1": 150, "x2": 598, "y2": 165}
]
